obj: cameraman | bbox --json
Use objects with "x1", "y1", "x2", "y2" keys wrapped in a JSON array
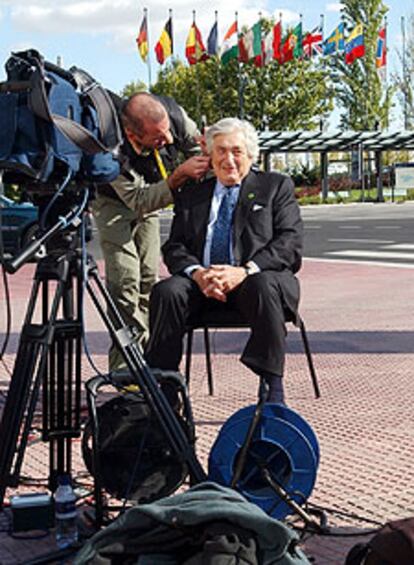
[{"x1": 92, "y1": 92, "x2": 209, "y2": 371}]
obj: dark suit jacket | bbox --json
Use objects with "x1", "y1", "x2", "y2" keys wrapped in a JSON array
[{"x1": 162, "y1": 169, "x2": 303, "y2": 315}]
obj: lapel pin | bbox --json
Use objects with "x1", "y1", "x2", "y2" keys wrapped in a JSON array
[{"x1": 247, "y1": 192, "x2": 255, "y2": 200}]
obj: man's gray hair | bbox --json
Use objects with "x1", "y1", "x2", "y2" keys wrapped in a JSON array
[{"x1": 205, "y1": 118, "x2": 259, "y2": 161}]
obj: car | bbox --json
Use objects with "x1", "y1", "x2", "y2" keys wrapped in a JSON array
[
  {"x1": 0, "y1": 195, "x2": 39, "y2": 257},
  {"x1": 0, "y1": 195, "x2": 93, "y2": 258}
]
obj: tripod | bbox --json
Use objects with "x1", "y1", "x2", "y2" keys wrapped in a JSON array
[{"x1": 0, "y1": 204, "x2": 206, "y2": 510}]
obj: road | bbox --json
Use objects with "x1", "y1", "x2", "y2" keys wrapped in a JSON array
[
  {"x1": 301, "y1": 201, "x2": 414, "y2": 267},
  {"x1": 89, "y1": 201, "x2": 414, "y2": 268}
]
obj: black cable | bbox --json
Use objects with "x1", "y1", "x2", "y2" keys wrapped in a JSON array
[
  {"x1": 9, "y1": 529, "x2": 51, "y2": 540},
  {"x1": 39, "y1": 168, "x2": 72, "y2": 231},
  {"x1": 121, "y1": 419, "x2": 151, "y2": 510},
  {"x1": 0, "y1": 264, "x2": 11, "y2": 363},
  {"x1": 287, "y1": 500, "x2": 384, "y2": 538},
  {"x1": 0, "y1": 221, "x2": 12, "y2": 397},
  {"x1": 0, "y1": 193, "x2": 12, "y2": 370},
  {"x1": 306, "y1": 501, "x2": 384, "y2": 527}
]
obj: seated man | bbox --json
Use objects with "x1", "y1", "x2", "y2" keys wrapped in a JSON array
[{"x1": 145, "y1": 117, "x2": 303, "y2": 403}]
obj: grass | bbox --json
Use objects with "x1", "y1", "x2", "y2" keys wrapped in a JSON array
[{"x1": 296, "y1": 188, "x2": 414, "y2": 205}]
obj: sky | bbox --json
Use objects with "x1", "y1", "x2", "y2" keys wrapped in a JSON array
[{"x1": 0, "y1": 0, "x2": 411, "y2": 123}]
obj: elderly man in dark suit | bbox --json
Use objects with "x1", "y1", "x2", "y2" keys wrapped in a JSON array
[{"x1": 145, "y1": 118, "x2": 303, "y2": 403}]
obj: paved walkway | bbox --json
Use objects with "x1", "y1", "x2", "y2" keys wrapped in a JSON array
[{"x1": 0, "y1": 257, "x2": 413, "y2": 564}]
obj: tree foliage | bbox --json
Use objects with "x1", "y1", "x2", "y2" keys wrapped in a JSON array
[
  {"x1": 330, "y1": 0, "x2": 393, "y2": 130},
  {"x1": 393, "y1": 15, "x2": 414, "y2": 129},
  {"x1": 119, "y1": 79, "x2": 147, "y2": 98},
  {"x1": 150, "y1": 25, "x2": 334, "y2": 131}
]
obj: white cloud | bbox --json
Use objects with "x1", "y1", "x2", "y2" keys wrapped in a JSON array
[
  {"x1": 7, "y1": 0, "x2": 297, "y2": 53},
  {"x1": 11, "y1": 1, "x2": 136, "y2": 35},
  {"x1": 325, "y1": 3, "x2": 343, "y2": 12}
]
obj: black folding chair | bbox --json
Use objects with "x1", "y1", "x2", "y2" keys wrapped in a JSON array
[{"x1": 185, "y1": 309, "x2": 320, "y2": 398}]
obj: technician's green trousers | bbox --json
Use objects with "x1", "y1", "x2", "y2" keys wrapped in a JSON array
[{"x1": 92, "y1": 194, "x2": 160, "y2": 371}]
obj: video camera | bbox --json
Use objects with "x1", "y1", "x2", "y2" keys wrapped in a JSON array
[{"x1": 0, "y1": 49, "x2": 122, "y2": 194}]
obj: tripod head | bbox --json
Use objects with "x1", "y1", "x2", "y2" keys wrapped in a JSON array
[{"x1": 4, "y1": 181, "x2": 92, "y2": 274}]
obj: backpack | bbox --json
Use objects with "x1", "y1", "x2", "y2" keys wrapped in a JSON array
[
  {"x1": 0, "y1": 48, "x2": 122, "y2": 188},
  {"x1": 81, "y1": 370, "x2": 194, "y2": 504},
  {"x1": 346, "y1": 517, "x2": 414, "y2": 565}
]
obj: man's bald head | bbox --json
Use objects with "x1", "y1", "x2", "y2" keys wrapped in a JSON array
[
  {"x1": 121, "y1": 93, "x2": 167, "y2": 133},
  {"x1": 121, "y1": 92, "x2": 172, "y2": 150}
]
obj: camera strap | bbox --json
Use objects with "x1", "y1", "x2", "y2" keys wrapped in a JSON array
[{"x1": 28, "y1": 58, "x2": 122, "y2": 157}]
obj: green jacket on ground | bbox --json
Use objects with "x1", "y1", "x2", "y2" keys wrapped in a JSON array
[{"x1": 75, "y1": 482, "x2": 311, "y2": 565}]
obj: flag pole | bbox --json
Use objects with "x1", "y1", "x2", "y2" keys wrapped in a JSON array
[
  {"x1": 192, "y1": 10, "x2": 202, "y2": 127},
  {"x1": 320, "y1": 14, "x2": 326, "y2": 132},
  {"x1": 144, "y1": 8, "x2": 152, "y2": 88},
  {"x1": 168, "y1": 8, "x2": 176, "y2": 99},
  {"x1": 169, "y1": 8, "x2": 174, "y2": 57},
  {"x1": 401, "y1": 15, "x2": 408, "y2": 129},
  {"x1": 320, "y1": 14, "x2": 325, "y2": 60},
  {"x1": 236, "y1": 12, "x2": 245, "y2": 119},
  {"x1": 279, "y1": 12, "x2": 288, "y2": 130},
  {"x1": 213, "y1": 11, "x2": 222, "y2": 119},
  {"x1": 384, "y1": 16, "x2": 388, "y2": 129},
  {"x1": 384, "y1": 16, "x2": 388, "y2": 89},
  {"x1": 257, "y1": 11, "x2": 266, "y2": 129}
]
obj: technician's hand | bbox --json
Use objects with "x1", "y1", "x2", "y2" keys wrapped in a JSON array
[
  {"x1": 194, "y1": 134, "x2": 208, "y2": 155},
  {"x1": 168, "y1": 156, "x2": 210, "y2": 190}
]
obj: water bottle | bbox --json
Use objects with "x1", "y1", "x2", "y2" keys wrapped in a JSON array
[{"x1": 54, "y1": 474, "x2": 78, "y2": 549}]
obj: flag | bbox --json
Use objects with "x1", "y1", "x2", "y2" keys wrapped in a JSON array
[
  {"x1": 220, "y1": 21, "x2": 239, "y2": 64},
  {"x1": 303, "y1": 26, "x2": 323, "y2": 58},
  {"x1": 281, "y1": 33, "x2": 294, "y2": 63},
  {"x1": 345, "y1": 23, "x2": 365, "y2": 64},
  {"x1": 136, "y1": 13, "x2": 149, "y2": 62},
  {"x1": 293, "y1": 22, "x2": 303, "y2": 58},
  {"x1": 281, "y1": 23, "x2": 302, "y2": 63},
  {"x1": 263, "y1": 21, "x2": 282, "y2": 64},
  {"x1": 185, "y1": 23, "x2": 207, "y2": 64},
  {"x1": 238, "y1": 22, "x2": 262, "y2": 64},
  {"x1": 323, "y1": 23, "x2": 345, "y2": 55},
  {"x1": 274, "y1": 21, "x2": 282, "y2": 62},
  {"x1": 207, "y1": 21, "x2": 218, "y2": 55},
  {"x1": 155, "y1": 17, "x2": 173, "y2": 64},
  {"x1": 376, "y1": 27, "x2": 387, "y2": 68}
]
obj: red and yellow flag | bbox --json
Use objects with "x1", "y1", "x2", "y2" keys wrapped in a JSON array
[
  {"x1": 155, "y1": 17, "x2": 173, "y2": 64},
  {"x1": 185, "y1": 23, "x2": 208, "y2": 65},
  {"x1": 136, "y1": 14, "x2": 148, "y2": 62}
]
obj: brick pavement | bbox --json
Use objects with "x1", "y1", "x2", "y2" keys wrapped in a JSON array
[{"x1": 0, "y1": 257, "x2": 413, "y2": 564}]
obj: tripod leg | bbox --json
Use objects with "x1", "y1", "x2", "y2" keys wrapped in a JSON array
[
  {"x1": 86, "y1": 263, "x2": 207, "y2": 485},
  {"x1": 0, "y1": 329, "x2": 46, "y2": 505},
  {"x1": 0, "y1": 257, "x2": 77, "y2": 507}
]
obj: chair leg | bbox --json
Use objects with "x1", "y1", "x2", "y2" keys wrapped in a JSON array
[
  {"x1": 203, "y1": 327, "x2": 214, "y2": 396},
  {"x1": 185, "y1": 329, "x2": 193, "y2": 389},
  {"x1": 298, "y1": 318, "x2": 321, "y2": 399}
]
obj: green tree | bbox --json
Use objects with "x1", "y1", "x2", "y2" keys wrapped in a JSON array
[
  {"x1": 119, "y1": 79, "x2": 147, "y2": 98},
  {"x1": 330, "y1": 0, "x2": 393, "y2": 130},
  {"x1": 150, "y1": 20, "x2": 334, "y2": 131}
]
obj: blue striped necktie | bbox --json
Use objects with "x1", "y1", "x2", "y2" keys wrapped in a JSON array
[{"x1": 210, "y1": 187, "x2": 236, "y2": 264}]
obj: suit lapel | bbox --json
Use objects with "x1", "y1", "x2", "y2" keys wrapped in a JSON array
[
  {"x1": 233, "y1": 171, "x2": 258, "y2": 262},
  {"x1": 190, "y1": 177, "x2": 216, "y2": 256}
]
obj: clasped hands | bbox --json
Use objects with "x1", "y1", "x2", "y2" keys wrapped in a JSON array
[{"x1": 192, "y1": 265, "x2": 247, "y2": 302}]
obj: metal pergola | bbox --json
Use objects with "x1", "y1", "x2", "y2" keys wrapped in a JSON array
[{"x1": 258, "y1": 129, "x2": 414, "y2": 200}]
